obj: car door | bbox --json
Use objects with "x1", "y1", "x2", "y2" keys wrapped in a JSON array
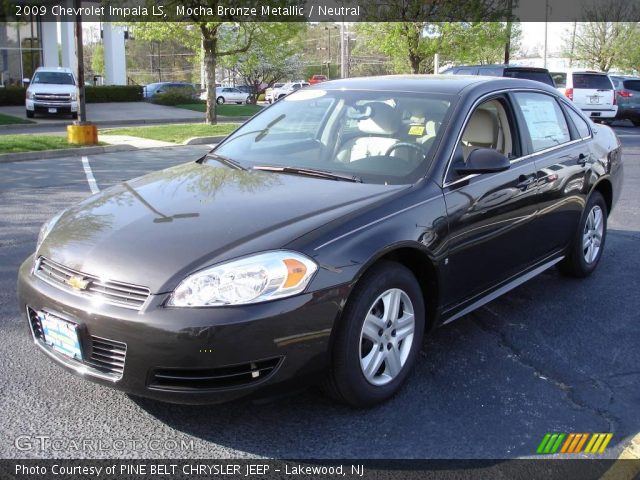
[
  {"x1": 442, "y1": 95, "x2": 539, "y2": 307},
  {"x1": 511, "y1": 91, "x2": 592, "y2": 259}
]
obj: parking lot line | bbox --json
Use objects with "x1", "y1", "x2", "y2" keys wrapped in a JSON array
[{"x1": 81, "y1": 156, "x2": 99, "y2": 194}]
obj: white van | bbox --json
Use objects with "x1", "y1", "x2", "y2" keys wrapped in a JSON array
[
  {"x1": 25, "y1": 67, "x2": 78, "y2": 119},
  {"x1": 551, "y1": 70, "x2": 617, "y2": 121}
]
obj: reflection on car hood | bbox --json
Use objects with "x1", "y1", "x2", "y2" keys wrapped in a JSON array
[
  {"x1": 29, "y1": 84, "x2": 75, "y2": 94},
  {"x1": 39, "y1": 162, "x2": 403, "y2": 293}
]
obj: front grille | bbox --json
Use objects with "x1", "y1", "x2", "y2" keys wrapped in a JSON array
[
  {"x1": 149, "y1": 358, "x2": 282, "y2": 391},
  {"x1": 34, "y1": 93, "x2": 71, "y2": 102},
  {"x1": 86, "y1": 336, "x2": 127, "y2": 377},
  {"x1": 27, "y1": 306, "x2": 126, "y2": 380},
  {"x1": 35, "y1": 257, "x2": 150, "y2": 310}
]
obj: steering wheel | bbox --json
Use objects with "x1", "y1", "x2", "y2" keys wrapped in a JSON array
[{"x1": 385, "y1": 142, "x2": 427, "y2": 162}]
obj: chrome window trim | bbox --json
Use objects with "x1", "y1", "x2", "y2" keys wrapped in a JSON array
[{"x1": 442, "y1": 87, "x2": 588, "y2": 189}]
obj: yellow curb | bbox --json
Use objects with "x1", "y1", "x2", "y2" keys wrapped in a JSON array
[{"x1": 599, "y1": 433, "x2": 640, "y2": 480}]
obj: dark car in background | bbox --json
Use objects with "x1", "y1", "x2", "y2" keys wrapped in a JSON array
[
  {"x1": 143, "y1": 82, "x2": 197, "y2": 100},
  {"x1": 18, "y1": 76, "x2": 623, "y2": 408},
  {"x1": 609, "y1": 75, "x2": 640, "y2": 126},
  {"x1": 442, "y1": 64, "x2": 555, "y2": 87}
]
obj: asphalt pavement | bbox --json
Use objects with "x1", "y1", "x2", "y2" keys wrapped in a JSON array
[{"x1": 0, "y1": 128, "x2": 638, "y2": 460}]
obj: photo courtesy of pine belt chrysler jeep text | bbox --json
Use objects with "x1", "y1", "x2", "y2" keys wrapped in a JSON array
[{"x1": 17, "y1": 75, "x2": 623, "y2": 407}]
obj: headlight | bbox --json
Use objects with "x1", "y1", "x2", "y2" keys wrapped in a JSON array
[
  {"x1": 167, "y1": 251, "x2": 318, "y2": 307},
  {"x1": 70, "y1": 92, "x2": 77, "y2": 101},
  {"x1": 36, "y1": 211, "x2": 63, "y2": 252},
  {"x1": 26, "y1": 90, "x2": 35, "y2": 99}
]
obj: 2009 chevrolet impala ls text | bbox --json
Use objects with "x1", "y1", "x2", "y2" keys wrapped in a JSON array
[{"x1": 17, "y1": 76, "x2": 623, "y2": 407}]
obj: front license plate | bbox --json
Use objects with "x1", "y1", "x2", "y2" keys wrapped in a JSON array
[
  {"x1": 40, "y1": 312, "x2": 82, "y2": 360},
  {"x1": 48, "y1": 108, "x2": 57, "y2": 113},
  {"x1": 589, "y1": 96, "x2": 600, "y2": 104}
]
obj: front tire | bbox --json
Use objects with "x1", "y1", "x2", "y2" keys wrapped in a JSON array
[
  {"x1": 216, "y1": 96, "x2": 225, "y2": 105},
  {"x1": 26, "y1": 110, "x2": 34, "y2": 118},
  {"x1": 558, "y1": 191, "x2": 607, "y2": 277},
  {"x1": 324, "y1": 261, "x2": 425, "y2": 407},
  {"x1": 632, "y1": 119, "x2": 640, "y2": 127}
]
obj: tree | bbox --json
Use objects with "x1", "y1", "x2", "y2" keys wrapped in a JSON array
[
  {"x1": 220, "y1": 23, "x2": 304, "y2": 100},
  {"x1": 564, "y1": 0, "x2": 640, "y2": 71},
  {"x1": 134, "y1": 17, "x2": 257, "y2": 124}
]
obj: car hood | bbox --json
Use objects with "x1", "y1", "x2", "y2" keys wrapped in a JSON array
[
  {"x1": 39, "y1": 162, "x2": 404, "y2": 293},
  {"x1": 28, "y1": 84, "x2": 75, "y2": 94}
]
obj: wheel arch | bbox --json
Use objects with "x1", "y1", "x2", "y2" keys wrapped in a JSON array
[{"x1": 591, "y1": 177, "x2": 613, "y2": 214}]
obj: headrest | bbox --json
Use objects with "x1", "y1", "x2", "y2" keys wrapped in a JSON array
[
  {"x1": 463, "y1": 109, "x2": 497, "y2": 146},
  {"x1": 357, "y1": 103, "x2": 399, "y2": 135}
]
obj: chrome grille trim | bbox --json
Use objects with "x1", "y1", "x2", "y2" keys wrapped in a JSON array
[
  {"x1": 35, "y1": 256, "x2": 151, "y2": 310},
  {"x1": 34, "y1": 93, "x2": 71, "y2": 101}
]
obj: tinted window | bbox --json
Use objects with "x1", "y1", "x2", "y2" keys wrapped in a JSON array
[
  {"x1": 551, "y1": 73, "x2": 566, "y2": 88},
  {"x1": 565, "y1": 107, "x2": 591, "y2": 139},
  {"x1": 457, "y1": 68, "x2": 478, "y2": 75},
  {"x1": 514, "y1": 92, "x2": 571, "y2": 152},
  {"x1": 478, "y1": 68, "x2": 503, "y2": 77},
  {"x1": 623, "y1": 80, "x2": 640, "y2": 91},
  {"x1": 572, "y1": 74, "x2": 613, "y2": 89},
  {"x1": 504, "y1": 69, "x2": 555, "y2": 86}
]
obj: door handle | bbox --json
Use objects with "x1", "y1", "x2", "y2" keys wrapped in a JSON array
[
  {"x1": 577, "y1": 153, "x2": 588, "y2": 166},
  {"x1": 517, "y1": 174, "x2": 536, "y2": 190}
]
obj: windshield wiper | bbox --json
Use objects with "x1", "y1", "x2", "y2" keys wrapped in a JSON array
[
  {"x1": 252, "y1": 165, "x2": 362, "y2": 183},
  {"x1": 203, "y1": 153, "x2": 247, "y2": 170}
]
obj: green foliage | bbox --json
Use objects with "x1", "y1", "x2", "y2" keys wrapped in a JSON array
[
  {"x1": 91, "y1": 44, "x2": 104, "y2": 75},
  {"x1": 151, "y1": 89, "x2": 198, "y2": 106},
  {"x1": 85, "y1": 86, "x2": 143, "y2": 103},
  {"x1": 257, "y1": 94, "x2": 265, "y2": 102},
  {"x1": 0, "y1": 87, "x2": 27, "y2": 106}
]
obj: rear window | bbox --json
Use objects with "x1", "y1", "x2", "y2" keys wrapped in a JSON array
[
  {"x1": 504, "y1": 69, "x2": 555, "y2": 86},
  {"x1": 623, "y1": 80, "x2": 640, "y2": 91},
  {"x1": 572, "y1": 74, "x2": 613, "y2": 90}
]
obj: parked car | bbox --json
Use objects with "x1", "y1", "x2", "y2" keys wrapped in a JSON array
[
  {"x1": 25, "y1": 67, "x2": 78, "y2": 119},
  {"x1": 143, "y1": 82, "x2": 197, "y2": 100},
  {"x1": 442, "y1": 64, "x2": 555, "y2": 86},
  {"x1": 551, "y1": 70, "x2": 618, "y2": 122},
  {"x1": 609, "y1": 75, "x2": 640, "y2": 126},
  {"x1": 273, "y1": 81, "x2": 310, "y2": 101},
  {"x1": 209, "y1": 87, "x2": 251, "y2": 105},
  {"x1": 265, "y1": 83, "x2": 284, "y2": 104},
  {"x1": 18, "y1": 76, "x2": 623, "y2": 407},
  {"x1": 309, "y1": 74, "x2": 328, "y2": 85}
]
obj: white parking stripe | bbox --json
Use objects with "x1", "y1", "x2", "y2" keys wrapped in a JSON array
[{"x1": 81, "y1": 156, "x2": 100, "y2": 194}]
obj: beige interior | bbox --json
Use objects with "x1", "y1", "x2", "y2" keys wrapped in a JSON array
[{"x1": 461, "y1": 100, "x2": 513, "y2": 161}]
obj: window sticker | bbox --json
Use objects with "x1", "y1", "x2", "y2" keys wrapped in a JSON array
[{"x1": 408, "y1": 125, "x2": 425, "y2": 136}]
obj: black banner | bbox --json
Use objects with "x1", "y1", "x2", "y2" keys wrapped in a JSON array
[
  {"x1": 2, "y1": 0, "x2": 640, "y2": 22},
  {"x1": 1, "y1": 459, "x2": 639, "y2": 480}
]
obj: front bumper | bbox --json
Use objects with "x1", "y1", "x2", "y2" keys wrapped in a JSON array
[
  {"x1": 17, "y1": 255, "x2": 346, "y2": 404},
  {"x1": 26, "y1": 100, "x2": 78, "y2": 113}
]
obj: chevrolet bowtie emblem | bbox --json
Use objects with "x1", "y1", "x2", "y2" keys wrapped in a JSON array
[{"x1": 68, "y1": 276, "x2": 90, "y2": 290}]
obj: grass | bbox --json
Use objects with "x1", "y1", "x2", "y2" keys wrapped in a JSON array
[
  {"x1": 175, "y1": 103, "x2": 263, "y2": 117},
  {"x1": 101, "y1": 123, "x2": 239, "y2": 144},
  {"x1": 0, "y1": 134, "x2": 88, "y2": 154},
  {"x1": 0, "y1": 113, "x2": 35, "y2": 125}
]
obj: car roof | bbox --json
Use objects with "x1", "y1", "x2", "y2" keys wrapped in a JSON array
[
  {"x1": 35, "y1": 67, "x2": 74, "y2": 74},
  {"x1": 453, "y1": 64, "x2": 550, "y2": 71}
]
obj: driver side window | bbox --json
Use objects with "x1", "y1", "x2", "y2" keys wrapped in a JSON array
[{"x1": 457, "y1": 98, "x2": 515, "y2": 165}]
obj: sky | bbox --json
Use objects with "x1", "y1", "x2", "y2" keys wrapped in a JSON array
[{"x1": 519, "y1": 22, "x2": 573, "y2": 56}]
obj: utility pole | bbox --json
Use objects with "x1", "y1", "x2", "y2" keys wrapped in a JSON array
[
  {"x1": 504, "y1": 0, "x2": 513, "y2": 64},
  {"x1": 543, "y1": 0, "x2": 549, "y2": 68},
  {"x1": 74, "y1": 0, "x2": 86, "y2": 123},
  {"x1": 340, "y1": 22, "x2": 345, "y2": 78},
  {"x1": 569, "y1": 21, "x2": 577, "y2": 67}
]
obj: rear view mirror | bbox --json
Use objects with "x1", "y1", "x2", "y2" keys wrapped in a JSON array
[{"x1": 455, "y1": 148, "x2": 510, "y2": 175}]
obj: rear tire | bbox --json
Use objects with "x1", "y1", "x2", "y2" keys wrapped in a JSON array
[
  {"x1": 26, "y1": 110, "x2": 34, "y2": 118},
  {"x1": 558, "y1": 191, "x2": 607, "y2": 277},
  {"x1": 323, "y1": 261, "x2": 425, "y2": 407}
]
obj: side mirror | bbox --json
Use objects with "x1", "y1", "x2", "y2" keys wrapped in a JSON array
[
  {"x1": 455, "y1": 148, "x2": 510, "y2": 175},
  {"x1": 23, "y1": 78, "x2": 30, "y2": 84}
]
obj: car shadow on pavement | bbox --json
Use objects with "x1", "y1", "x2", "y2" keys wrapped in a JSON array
[{"x1": 129, "y1": 229, "x2": 640, "y2": 459}]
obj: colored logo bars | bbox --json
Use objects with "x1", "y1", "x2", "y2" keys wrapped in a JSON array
[{"x1": 537, "y1": 433, "x2": 613, "y2": 454}]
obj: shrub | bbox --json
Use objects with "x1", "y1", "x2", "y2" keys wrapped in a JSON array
[
  {"x1": 0, "y1": 87, "x2": 27, "y2": 106},
  {"x1": 85, "y1": 85, "x2": 143, "y2": 103},
  {"x1": 258, "y1": 93, "x2": 266, "y2": 102},
  {"x1": 151, "y1": 89, "x2": 198, "y2": 106}
]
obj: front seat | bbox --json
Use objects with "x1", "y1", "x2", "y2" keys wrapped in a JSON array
[
  {"x1": 337, "y1": 103, "x2": 401, "y2": 163},
  {"x1": 461, "y1": 109, "x2": 498, "y2": 160}
]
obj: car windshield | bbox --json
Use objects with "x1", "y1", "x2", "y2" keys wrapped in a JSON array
[
  {"x1": 504, "y1": 69, "x2": 554, "y2": 86},
  {"x1": 211, "y1": 88, "x2": 454, "y2": 185},
  {"x1": 32, "y1": 72, "x2": 75, "y2": 85}
]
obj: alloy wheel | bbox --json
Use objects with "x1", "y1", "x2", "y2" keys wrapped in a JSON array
[
  {"x1": 359, "y1": 288, "x2": 415, "y2": 386},
  {"x1": 583, "y1": 205, "x2": 604, "y2": 264}
]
